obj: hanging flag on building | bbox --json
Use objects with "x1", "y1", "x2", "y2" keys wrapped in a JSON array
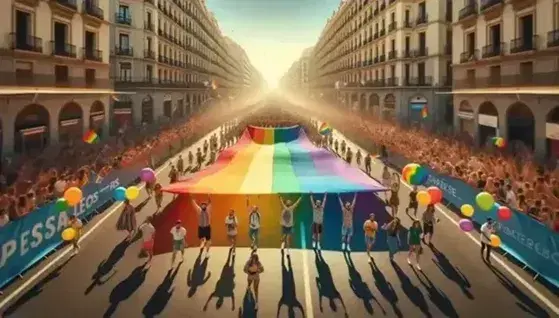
[
  {"x1": 421, "y1": 105, "x2": 429, "y2": 119},
  {"x1": 83, "y1": 130, "x2": 100, "y2": 144}
]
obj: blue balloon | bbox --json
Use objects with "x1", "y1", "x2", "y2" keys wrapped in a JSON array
[
  {"x1": 114, "y1": 187, "x2": 127, "y2": 201},
  {"x1": 490, "y1": 202, "x2": 501, "y2": 214}
]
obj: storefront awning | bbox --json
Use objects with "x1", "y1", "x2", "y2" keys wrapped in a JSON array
[
  {"x1": 0, "y1": 88, "x2": 136, "y2": 95},
  {"x1": 437, "y1": 87, "x2": 559, "y2": 95}
]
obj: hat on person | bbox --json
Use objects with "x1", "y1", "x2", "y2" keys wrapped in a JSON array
[
  {"x1": 176, "y1": 219, "x2": 182, "y2": 224},
  {"x1": 487, "y1": 217, "x2": 493, "y2": 222}
]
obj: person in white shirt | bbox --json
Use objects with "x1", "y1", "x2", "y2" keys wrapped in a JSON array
[
  {"x1": 279, "y1": 196, "x2": 302, "y2": 254},
  {"x1": 480, "y1": 218, "x2": 496, "y2": 264},
  {"x1": 170, "y1": 220, "x2": 187, "y2": 267},
  {"x1": 505, "y1": 184, "x2": 517, "y2": 208},
  {"x1": 225, "y1": 209, "x2": 238, "y2": 255},
  {"x1": 310, "y1": 192, "x2": 327, "y2": 250},
  {"x1": 139, "y1": 216, "x2": 156, "y2": 263},
  {"x1": 192, "y1": 195, "x2": 212, "y2": 258},
  {"x1": 247, "y1": 196, "x2": 261, "y2": 250}
]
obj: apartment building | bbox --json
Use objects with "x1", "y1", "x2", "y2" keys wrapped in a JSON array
[
  {"x1": 309, "y1": 0, "x2": 453, "y2": 127},
  {"x1": 109, "y1": 0, "x2": 252, "y2": 131},
  {"x1": 0, "y1": 0, "x2": 111, "y2": 155},
  {"x1": 280, "y1": 47, "x2": 313, "y2": 93},
  {"x1": 452, "y1": 0, "x2": 559, "y2": 157}
]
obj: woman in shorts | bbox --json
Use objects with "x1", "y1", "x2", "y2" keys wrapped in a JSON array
[
  {"x1": 406, "y1": 186, "x2": 419, "y2": 216},
  {"x1": 225, "y1": 209, "x2": 238, "y2": 255},
  {"x1": 408, "y1": 219, "x2": 423, "y2": 270},
  {"x1": 381, "y1": 166, "x2": 391, "y2": 202},
  {"x1": 244, "y1": 252, "x2": 264, "y2": 310},
  {"x1": 154, "y1": 183, "x2": 163, "y2": 211},
  {"x1": 389, "y1": 174, "x2": 400, "y2": 217}
]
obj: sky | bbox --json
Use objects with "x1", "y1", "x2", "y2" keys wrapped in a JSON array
[{"x1": 206, "y1": 0, "x2": 341, "y2": 88}]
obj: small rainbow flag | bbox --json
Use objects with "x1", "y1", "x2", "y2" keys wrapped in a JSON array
[
  {"x1": 319, "y1": 123, "x2": 332, "y2": 136},
  {"x1": 83, "y1": 130, "x2": 99, "y2": 144},
  {"x1": 421, "y1": 105, "x2": 428, "y2": 119}
]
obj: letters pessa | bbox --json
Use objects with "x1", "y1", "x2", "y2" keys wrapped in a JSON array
[
  {"x1": 425, "y1": 174, "x2": 458, "y2": 198},
  {"x1": 72, "y1": 178, "x2": 120, "y2": 217}
]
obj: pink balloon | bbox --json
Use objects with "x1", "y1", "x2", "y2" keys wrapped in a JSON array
[
  {"x1": 427, "y1": 186, "x2": 443, "y2": 204},
  {"x1": 497, "y1": 206, "x2": 512, "y2": 221},
  {"x1": 459, "y1": 219, "x2": 474, "y2": 232}
]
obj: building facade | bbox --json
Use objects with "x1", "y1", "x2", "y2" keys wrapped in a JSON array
[
  {"x1": 108, "y1": 0, "x2": 256, "y2": 132},
  {"x1": 279, "y1": 47, "x2": 313, "y2": 94},
  {"x1": 308, "y1": 0, "x2": 454, "y2": 130},
  {"x1": 0, "y1": 0, "x2": 112, "y2": 156},
  {"x1": 452, "y1": 0, "x2": 559, "y2": 158}
]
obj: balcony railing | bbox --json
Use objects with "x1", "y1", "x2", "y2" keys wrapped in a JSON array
[
  {"x1": 403, "y1": 50, "x2": 411, "y2": 58},
  {"x1": 459, "y1": 49, "x2": 479, "y2": 63},
  {"x1": 458, "y1": 3, "x2": 478, "y2": 20},
  {"x1": 49, "y1": 41, "x2": 76, "y2": 58},
  {"x1": 0, "y1": 72, "x2": 110, "y2": 88},
  {"x1": 510, "y1": 35, "x2": 538, "y2": 53},
  {"x1": 83, "y1": 1, "x2": 104, "y2": 20},
  {"x1": 144, "y1": 22, "x2": 154, "y2": 31},
  {"x1": 373, "y1": 32, "x2": 379, "y2": 39},
  {"x1": 115, "y1": 14, "x2": 131, "y2": 25},
  {"x1": 158, "y1": 55, "x2": 169, "y2": 64},
  {"x1": 380, "y1": 2, "x2": 386, "y2": 10},
  {"x1": 379, "y1": 29, "x2": 386, "y2": 37},
  {"x1": 54, "y1": 0, "x2": 77, "y2": 10},
  {"x1": 481, "y1": 42, "x2": 505, "y2": 58},
  {"x1": 388, "y1": 21, "x2": 397, "y2": 32},
  {"x1": 413, "y1": 47, "x2": 428, "y2": 57},
  {"x1": 548, "y1": 29, "x2": 559, "y2": 48},
  {"x1": 386, "y1": 77, "x2": 398, "y2": 86},
  {"x1": 406, "y1": 76, "x2": 433, "y2": 86},
  {"x1": 114, "y1": 46, "x2": 133, "y2": 56},
  {"x1": 82, "y1": 48, "x2": 102, "y2": 61},
  {"x1": 453, "y1": 72, "x2": 559, "y2": 89},
  {"x1": 10, "y1": 33, "x2": 43, "y2": 53},
  {"x1": 403, "y1": 20, "x2": 412, "y2": 28},
  {"x1": 416, "y1": 13, "x2": 428, "y2": 25},
  {"x1": 388, "y1": 50, "x2": 397, "y2": 59},
  {"x1": 480, "y1": 0, "x2": 503, "y2": 12},
  {"x1": 114, "y1": 78, "x2": 206, "y2": 89},
  {"x1": 379, "y1": 54, "x2": 386, "y2": 62},
  {"x1": 144, "y1": 50, "x2": 155, "y2": 59}
]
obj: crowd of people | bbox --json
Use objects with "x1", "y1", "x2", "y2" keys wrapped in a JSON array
[
  {"x1": 0, "y1": 100, "x2": 255, "y2": 228},
  {"x1": 296, "y1": 100, "x2": 559, "y2": 232}
]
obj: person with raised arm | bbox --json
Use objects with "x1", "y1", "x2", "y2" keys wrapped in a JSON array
[
  {"x1": 310, "y1": 192, "x2": 327, "y2": 250},
  {"x1": 339, "y1": 193, "x2": 357, "y2": 252},
  {"x1": 192, "y1": 194, "x2": 212, "y2": 258},
  {"x1": 279, "y1": 195, "x2": 302, "y2": 255},
  {"x1": 247, "y1": 195, "x2": 261, "y2": 251}
]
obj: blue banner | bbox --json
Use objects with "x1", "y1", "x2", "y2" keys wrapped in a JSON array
[
  {"x1": 422, "y1": 166, "x2": 559, "y2": 287},
  {"x1": 0, "y1": 166, "x2": 141, "y2": 288}
]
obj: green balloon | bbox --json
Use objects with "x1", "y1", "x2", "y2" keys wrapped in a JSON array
[{"x1": 55, "y1": 198, "x2": 69, "y2": 212}]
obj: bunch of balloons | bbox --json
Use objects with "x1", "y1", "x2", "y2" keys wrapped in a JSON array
[
  {"x1": 416, "y1": 186, "x2": 443, "y2": 206},
  {"x1": 401, "y1": 163, "x2": 428, "y2": 186},
  {"x1": 114, "y1": 186, "x2": 140, "y2": 201},
  {"x1": 492, "y1": 137, "x2": 506, "y2": 149},
  {"x1": 140, "y1": 167, "x2": 156, "y2": 183},
  {"x1": 54, "y1": 187, "x2": 83, "y2": 213}
]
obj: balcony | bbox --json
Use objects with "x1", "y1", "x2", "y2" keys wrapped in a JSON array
[
  {"x1": 388, "y1": 21, "x2": 397, "y2": 32},
  {"x1": 386, "y1": 77, "x2": 398, "y2": 86},
  {"x1": 114, "y1": 46, "x2": 133, "y2": 56},
  {"x1": 49, "y1": 41, "x2": 76, "y2": 58},
  {"x1": 453, "y1": 72, "x2": 559, "y2": 89},
  {"x1": 413, "y1": 47, "x2": 428, "y2": 57},
  {"x1": 403, "y1": 20, "x2": 412, "y2": 28},
  {"x1": 0, "y1": 72, "x2": 110, "y2": 89},
  {"x1": 510, "y1": 35, "x2": 537, "y2": 54},
  {"x1": 380, "y1": 2, "x2": 386, "y2": 11},
  {"x1": 416, "y1": 13, "x2": 428, "y2": 26},
  {"x1": 379, "y1": 54, "x2": 386, "y2": 62},
  {"x1": 83, "y1": 1, "x2": 104, "y2": 21},
  {"x1": 373, "y1": 32, "x2": 379, "y2": 39},
  {"x1": 406, "y1": 76, "x2": 433, "y2": 86},
  {"x1": 51, "y1": 0, "x2": 77, "y2": 11},
  {"x1": 548, "y1": 30, "x2": 559, "y2": 48},
  {"x1": 144, "y1": 22, "x2": 155, "y2": 32},
  {"x1": 458, "y1": 3, "x2": 478, "y2": 27},
  {"x1": 115, "y1": 14, "x2": 131, "y2": 25},
  {"x1": 144, "y1": 0, "x2": 154, "y2": 4},
  {"x1": 82, "y1": 48, "x2": 102, "y2": 61},
  {"x1": 9, "y1": 33, "x2": 43, "y2": 53},
  {"x1": 388, "y1": 50, "x2": 397, "y2": 59},
  {"x1": 158, "y1": 55, "x2": 170, "y2": 64},
  {"x1": 144, "y1": 50, "x2": 155, "y2": 60},
  {"x1": 373, "y1": 56, "x2": 379, "y2": 64},
  {"x1": 480, "y1": 0, "x2": 504, "y2": 19},
  {"x1": 379, "y1": 29, "x2": 386, "y2": 37},
  {"x1": 459, "y1": 50, "x2": 479, "y2": 63},
  {"x1": 481, "y1": 42, "x2": 505, "y2": 58},
  {"x1": 403, "y1": 50, "x2": 412, "y2": 58},
  {"x1": 114, "y1": 78, "x2": 200, "y2": 89},
  {"x1": 509, "y1": 0, "x2": 536, "y2": 11}
]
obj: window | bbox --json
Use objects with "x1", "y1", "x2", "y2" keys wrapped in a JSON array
[
  {"x1": 15, "y1": 61, "x2": 33, "y2": 85},
  {"x1": 146, "y1": 65, "x2": 153, "y2": 81},
  {"x1": 118, "y1": 5, "x2": 129, "y2": 17},
  {"x1": 85, "y1": 68, "x2": 96, "y2": 86},
  {"x1": 119, "y1": 62, "x2": 131, "y2": 80},
  {"x1": 54, "y1": 65, "x2": 69, "y2": 84},
  {"x1": 118, "y1": 33, "x2": 129, "y2": 48},
  {"x1": 489, "y1": 65, "x2": 500, "y2": 85}
]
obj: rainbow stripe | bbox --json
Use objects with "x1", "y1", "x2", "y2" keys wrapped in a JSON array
[
  {"x1": 421, "y1": 105, "x2": 428, "y2": 119},
  {"x1": 82, "y1": 130, "x2": 99, "y2": 144},
  {"x1": 163, "y1": 126, "x2": 385, "y2": 194},
  {"x1": 319, "y1": 122, "x2": 333, "y2": 135}
]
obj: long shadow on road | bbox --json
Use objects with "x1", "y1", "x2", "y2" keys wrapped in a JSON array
[
  {"x1": 203, "y1": 248, "x2": 236, "y2": 312},
  {"x1": 104, "y1": 262, "x2": 149, "y2": 317},
  {"x1": 370, "y1": 260, "x2": 402, "y2": 317},
  {"x1": 391, "y1": 261, "x2": 431, "y2": 318},
  {"x1": 412, "y1": 268, "x2": 459, "y2": 318},
  {"x1": 314, "y1": 249, "x2": 347, "y2": 316},
  {"x1": 429, "y1": 245, "x2": 473, "y2": 300},
  {"x1": 142, "y1": 263, "x2": 182, "y2": 318},
  {"x1": 277, "y1": 249, "x2": 304, "y2": 318},
  {"x1": 344, "y1": 252, "x2": 385, "y2": 315},
  {"x1": 187, "y1": 250, "x2": 211, "y2": 297}
]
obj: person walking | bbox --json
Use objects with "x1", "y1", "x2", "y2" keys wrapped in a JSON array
[
  {"x1": 405, "y1": 186, "x2": 419, "y2": 216},
  {"x1": 139, "y1": 216, "x2": 156, "y2": 263},
  {"x1": 247, "y1": 196, "x2": 261, "y2": 251},
  {"x1": 244, "y1": 252, "x2": 264, "y2": 310},
  {"x1": 382, "y1": 217, "x2": 402, "y2": 261},
  {"x1": 339, "y1": 193, "x2": 357, "y2": 251},
  {"x1": 310, "y1": 192, "x2": 327, "y2": 250},
  {"x1": 170, "y1": 220, "x2": 187, "y2": 267},
  {"x1": 225, "y1": 209, "x2": 238, "y2": 255},
  {"x1": 421, "y1": 204, "x2": 439, "y2": 245},
  {"x1": 408, "y1": 219, "x2": 423, "y2": 270},
  {"x1": 363, "y1": 213, "x2": 378, "y2": 263},
  {"x1": 193, "y1": 195, "x2": 212, "y2": 258},
  {"x1": 480, "y1": 218, "x2": 496, "y2": 264},
  {"x1": 116, "y1": 200, "x2": 137, "y2": 240},
  {"x1": 67, "y1": 215, "x2": 83, "y2": 255}
]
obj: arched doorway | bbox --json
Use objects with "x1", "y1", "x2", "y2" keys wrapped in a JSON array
[
  {"x1": 89, "y1": 101, "x2": 105, "y2": 137},
  {"x1": 59, "y1": 102, "x2": 83, "y2": 144},
  {"x1": 507, "y1": 102, "x2": 534, "y2": 151},
  {"x1": 409, "y1": 95, "x2": 428, "y2": 125},
  {"x1": 457, "y1": 100, "x2": 475, "y2": 139},
  {"x1": 141, "y1": 95, "x2": 154, "y2": 124},
  {"x1": 383, "y1": 94, "x2": 396, "y2": 121},
  {"x1": 14, "y1": 104, "x2": 50, "y2": 154},
  {"x1": 545, "y1": 107, "x2": 559, "y2": 158},
  {"x1": 478, "y1": 101, "x2": 498, "y2": 146},
  {"x1": 369, "y1": 94, "x2": 380, "y2": 117},
  {"x1": 359, "y1": 93, "x2": 367, "y2": 112}
]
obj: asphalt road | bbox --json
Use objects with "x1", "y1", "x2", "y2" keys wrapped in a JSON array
[{"x1": 0, "y1": 126, "x2": 558, "y2": 318}]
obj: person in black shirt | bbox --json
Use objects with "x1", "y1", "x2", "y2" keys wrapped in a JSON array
[{"x1": 406, "y1": 186, "x2": 419, "y2": 216}]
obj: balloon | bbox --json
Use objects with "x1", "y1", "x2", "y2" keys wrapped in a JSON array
[
  {"x1": 125, "y1": 186, "x2": 140, "y2": 200},
  {"x1": 475, "y1": 192, "x2": 494, "y2": 211},
  {"x1": 114, "y1": 187, "x2": 127, "y2": 201},
  {"x1": 61, "y1": 228, "x2": 77, "y2": 241},
  {"x1": 497, "y1": 206, "x2": 512, "y2": 221},
  {"x1": 490, "y1": 234, "x2": 501, "y2": 247},
  {"x1": 401, "y1": 163, "x2": 428, "y2": 186},
  {"x1": 459, "y1": 219, "x2": 474, "y2": 232},
  {"x1": 140, "y1": 168, "x2": 156, "y2": 182},
  {"x1": 64, "y1": 187, "x2": 83, "y2": 206},
  {"x1": 460, "y1": 204, "x2": 474, "y2": 217},
  {"x1": 427, "y1": 187, "x2": 443, "y2": 204},
  {"x1": 416, "y1": 190, "x2": 431, "y2": 205},
  {"x1": 55, "y1": 198, "x2": 69, "y2": 212}
]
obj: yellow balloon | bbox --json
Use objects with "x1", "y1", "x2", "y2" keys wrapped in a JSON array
[
  {"x1": 461, "y1": 204, "x2": 474, "y2": 217},
  {"x1": 490, "y1": 234, "x2": 501, "y2": 247},
  {"x1": 416, "y1": 190, "x2": 431, "y2": 206},
  {"x1": 61, "y1": 228, "x2": 77, "y2": 241},
  {"x1": 125, "y1": 186, "x2": 140, "y2": 200},
  {"x1": 64, "y1": 187, "x2": 83, "y2": 206}
]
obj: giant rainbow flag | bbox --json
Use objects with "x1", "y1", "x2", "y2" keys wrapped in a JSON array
[{"x1": 163, "y1": 126, "x2": 386, "y2": 194}]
